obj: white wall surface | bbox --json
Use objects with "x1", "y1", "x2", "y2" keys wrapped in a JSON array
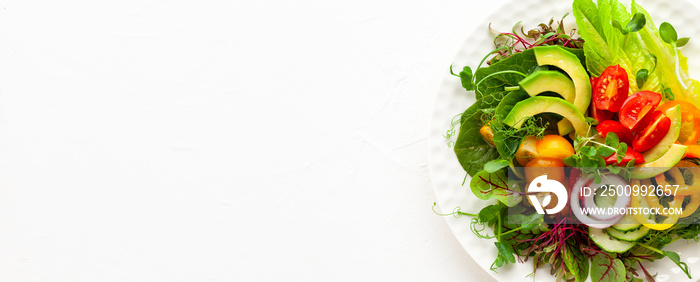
[{"x1": 0, "y1": 0, "x2": 514, "y2": 281}]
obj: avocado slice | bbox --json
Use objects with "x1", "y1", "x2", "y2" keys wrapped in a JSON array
[
  {"x1": 518, "y1": 70, "x2": 578, "y2": 135},
  {"x1": 519, "y1": 71, "x2": 576, "y2": 102},
  {"x1": 533, "y1": 46, "x2": 592, "y2": 135},
  {"x1": 630, "y1": 144, "x2": 687, "y2": 179},
  {"x1": 642, "y1": 105, "x2": 682, "y2": 163},
  {"x1": 502, "y1": 96, "x2": 588, "y2": 137}
]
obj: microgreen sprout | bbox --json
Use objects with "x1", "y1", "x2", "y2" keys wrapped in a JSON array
[
  {"x1": 488, "y1": 13, "x2": 583, "y2": 65},
  {"x1": 612, "y1": 12, "x2": 646, "y2": 35},
  {"x1": 659, "y1": 22, "x2": 690, "y2": 90}
]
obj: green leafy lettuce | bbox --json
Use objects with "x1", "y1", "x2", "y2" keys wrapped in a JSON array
[{"x1": 572, "y1": 0, "x2": 700, "y2": 105}]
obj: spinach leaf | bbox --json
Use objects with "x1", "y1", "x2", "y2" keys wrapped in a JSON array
[
  {"x1": 474, "y1": 50, "x2": 536, "y2": 107},
  {"x1": 591, "y1": 253, "x2": 625, "y2": 282},
  {"x1": 494, "y1": 89, "x2": 530, "y2": 120},
  {"x1": 483, "y1": 159, "x2": 510, "y2": 173},
  {"x1": 478, "y1": 203, "x2": 505, "y2": 226},
  {"x1": 470, "y1": 169, "x2": 521, "y2": 207},
  {"x1": 506, "y1": 213, "x2": 547, "y2": 233},
  {"x1": 564, "y1": 240, "x2": 590, "y2": 282},
  {"x1": 454, "y1": 100, "x2": 499, "y2": 176},
  {"x1": 492, "y1": 242, "x2": 516, "y2": 271}
]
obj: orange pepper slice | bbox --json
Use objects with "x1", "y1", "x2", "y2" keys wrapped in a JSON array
[
  {"x1": 681, "y1": 193, "x2": 700, "y2": 218},
  {"x1": 658, "y1": 101, "x2": 700, "y2": 145},
  {"x1": 684, "y1": 118, "x2": 700, "y2": 145},
  {"x1": 644, "y1": 178, "x2": 686, "y2": 216},
  {"x1": 630, "y1": 179, "x2": 680, "y2": 230},
  {"x1": 631, "y1": 194, "x2": 680, "y2": 230},
  {"x1": 658, "y1": 161, "x2": 700, "y2": 196},
  {"x1": 685, "y1": 144, "x2": 700, "y2": 159},
  {"x1": 648, "y1": 162, "x2": 700, "y2": 218},
  {"x1": 658, "y1": 100, "x2": 700, "y2": 117}
]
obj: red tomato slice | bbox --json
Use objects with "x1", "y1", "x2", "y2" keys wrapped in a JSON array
[
  {"x1": 604, "y1": 147, "x2": 645, "y2": 166},
  {"x1": 632, "y1": 111, "x2": 671, "y2": 152},
  {"x1": 589, "y1": 104, "x2": 613, "y2": 123},
  {"x1": 596, "y1": 120, "x2": 633, "y2": 145},
  {"x1": 592, "y1": 65, "x2": 629, "y2": 112},
  {"x1": 619, "y1": 91, "x2": 663, "y2": 131}
]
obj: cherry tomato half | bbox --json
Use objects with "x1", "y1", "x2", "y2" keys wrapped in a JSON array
[
  {"x1": 632, "y1": 111, "x2": 671, "y2": 152},
  {"x1": 604, "y1": 147, "x2": 645, "y2": 166},
  {"x1": 592, "y1": 65, "x2": 629, "y2": 112},
  {"x1": 589, "y1": 104, "x2": 614, "y2": 123},
  {"x1": 619, "y1": 91, "x2": 663, "y2": 131},
  {"x1": 596, "y1": 120, "x2": 633, "y2": 145}
]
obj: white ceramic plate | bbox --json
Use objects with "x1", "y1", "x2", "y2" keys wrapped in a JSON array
[{"x1": 428, "y1": 0, "x2": 700, "y2": 281}]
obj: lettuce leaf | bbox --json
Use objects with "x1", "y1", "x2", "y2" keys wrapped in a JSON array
[{"x1": 572, "y1": 0, "x2": 700, "y2": 106}]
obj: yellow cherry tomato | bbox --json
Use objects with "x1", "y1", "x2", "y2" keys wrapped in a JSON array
[
  {"x1": 515, "y1": 136, "x2": 538, "y2": 166},
  {"x1": 479, "y1": 124, "x2": 495, "y2": 147},
  {"x1": 536, "y1": 135, "x2": 575, "y2": 161},
  {"x1": 524, "y1": 158, "x2": 566, "y2": 211},
  {"x1": 524, "y1": 158, "x2": 566, "y2": 184},
  {"x1": 516, "y1": 135, "x2": 574, "y2": 166}
]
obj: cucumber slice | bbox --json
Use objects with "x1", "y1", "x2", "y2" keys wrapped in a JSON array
[
  {"x1": 606, "y1": 226, "x2": 650, "y2": 242},
  {"x1": 612, "y1": 213, "x2": 642, "y2": 232},
  {"x1": 589, "y1": 227, "x2": 636, "y2": 253},
  {"x1": 594, "y1": 187, "x2": 617, "y2": 208}
]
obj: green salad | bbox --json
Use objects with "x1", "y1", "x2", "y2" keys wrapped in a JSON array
[{"x1": 444, "y1": 0, "x2": 700, "y2": 281}]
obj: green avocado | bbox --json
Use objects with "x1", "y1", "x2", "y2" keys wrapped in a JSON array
[
  {"x1": 630, "y1": 143, "x2": 687, "y2": 179},
  {"x1": 642, "y1": 105, "x2": 682, "y2": 163},
  {"x1": 503, "y1": 96, "x2": 587, "y2": 137},
  {"x1": 533, "y1": 46, "x2": 592, "y2": 135},
  {"x1": 519, "y1": 71, "x2": 576, "y2": 102}
]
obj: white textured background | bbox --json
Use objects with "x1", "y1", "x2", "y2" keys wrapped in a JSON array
[{"x1": 0, "y1": 0, "x2": 552, "y2": 280}]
